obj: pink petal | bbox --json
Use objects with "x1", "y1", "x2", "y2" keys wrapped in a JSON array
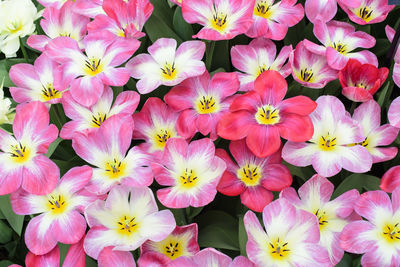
[
  {"x1": 355, "y1": 190, "x2": 392, "y2": 223},
  {"x1": 388, "y1": 96, "x2": 400, "y2": 128},
  {"x1": 70, "y1": 76, "x2": 104, "y2": 107},
  {"x1": 59, "y1": 166, "x2": 92, "y2": 194},
  {"x1": 63, "y1": 236, "x2": 86, "y2": 267},
  {"x1": 0, "y1": 165, "x2": 22, "y2": 195},
  {"x1": 176, "y1": 110, "x2": 197, "y2": 139},
  {"x1": 84, "y1": 226, "x2": 117, "y2": 259},
  {"x1": 253, "y1": 70, "x2": 287, "y2": 105},
  {"x1": 25, "y1": 246, "x2": 60, "y2": 267},
  {"x1": 25, "y1": 214, "x2": 57, "y2": 255},
  {"x1": 217, "y1": 111, "x2": 254, "y2": 140},
  {"x1": 139, "y1": 209, "x2": 176, "y2": 242},
  {"x1": 381, "y1": 166, "x2": 400, "y2": 193},
  {"x1": 339, "y1": 221, "x2": 375, "y2": 253},
  {"x1": 305, "y1": 0, "x2": 337, "y2": 23},
  {"x1": 246, "y1": 125, "x2": 281, "y2": 158},
  {"x1": 193, "y1": 248, "x2": 232, "y2": 266},
  {"x1": 277, "y1": 114, "x2": 314, "y2": 142},
  {"x1": 209, "y1": 72, "x2": 240, "y2": 99},
  {"x1": 27, "y1": 35, "x2": 51, "y2": 52},
  {"x1": 98, "y1": 247, "x2": 136, "y2": 267},
  {"x1": 279, "y1": 96, "x2": 317, "y2": 116},
  {"x1": 10, "y1": 188, "x2": 47, "y2": 215},
  {"x1": 298, "y1": 175, "x2": 333, "y2": 203},
  {"x1": 99, "y1": 68, "x2": 131, "y2": 87},
  {"x1": 240, "y1": 186, "x2": 273, "y2": 212},
  {"x1": 53, "y1": 211, "x2": 87, "y2": 244},
  {"x1": 282, "y1": 141, "x2": 315, "y2": 167},
  {"x1": 261, "y1": 164, "x2": 292, "y2": 191}
]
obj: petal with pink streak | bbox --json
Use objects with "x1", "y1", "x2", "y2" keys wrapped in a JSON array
[
  {"x1": 339, "y1": 146, "x2": 372, "y2": 174},
  {"x1": 167, "y1": 256, "x2": 196, "y2": 267},
  {"x1": 261, "y1": 164, "x2": 292, "y2": 191},
  {"x1": 0, "y1": 163, "x2": 22, "y2": 195},
  {"x1": 9, "y1": 63, "x2": 42, "y2": 91},
  {"x1": 176, "y1": 110, "x2": 197, "y2": 139},
  {"x1": 298, "y1": 175, "x2": 333, "y2": 203},
  {"x1": 279, "y1": 96, "x2": 317, "y2": 116},
  {"x1": 339, "y1": 221, "x2": 375, "y2": 254},
  {"x1": 139, "y1": 210, "x2": 176, "y2": 242},
  {"x1": 157, "y1": 187, "x2": 191, "y2": 209},
  {"x1": 282, "y1": 141, "x2": 316, "y2": 167},
  {"x1": 98, "y1": 247, "x2": 136, "y2": 267},
  {"x1": 217, "y1": 111, "x2": 254, "y2": 141},
  {"x1": 126, "y1": 54, "x2": 162, "y2": 94},
  {"x1": 326, "y1": 47, "x2": 349, "y2": 70},
  {"x1": 104, "y1": 38, "x2": 140, "y2": 67},
  {"x1": 72, "y1": 132, "x2": 108, "y2": 167},
  {"x1": 58, "y1": 166, "x2": 92, "y2": 194},
  {"x1": 35, "y1": 124, "x2": 59, "y2": 154},
  {"x1": 9, "y1": 87, "x2": 36, "y2": 104},
  {"x1": 355, "y1": 190, "x2": 392, "y2": 224},
  {"x1": 25, "y1": 214, "x2": 57, "y2": 255},
  {"x1": 193, "y1": 248, "x2": 232, "y2": 266},
  {"x1": 360, "y1": 247, "x2": 400, "y2": 267},
  {"x1": 10, "y1": 189, "x2": 47, "y2": 215},
  {"x1": 240, "y1": 186, "x2": 273, "y2": 212},
  {"x1": 388, "y1": 96, "x2": 400, "y2": 128},
  {"x1": 137, "y1": 251, "x2": 170, "y2": 267},
  {"x1": 246, "y1": 125, "x2": 281, "y2": 158},
  {"x1": 353, "y1": 100, "x2": 380, "y2": 131},
  {"x1": 347, "y1": 50, "x2": 378, "y2": 67},
  {"x1": 394, "y1": 64, "x2": 400, "y2": 87},
  {"x1": 25, "y1": 246, "x2": 59, "y2": 267},
  {"x1": 372, "y1": 124, "x2": 399, "y2": 146},
  {"x1": 305, "y1": 0, "x2": 337, "y2": 23},
  {"x1": 263, "y1": 198, "x2": 297, "y2": 234},
  {"x1": 381, "y1": 166, "x2": 400, "y2": 193},
  {"x1": 45, "y1": 36, "x2": 85, "y2": 65},
  {"x1": 279, "y1": 187, "x2": 302, "y2": 206},
  {"x1": 53, "y1": 211, "x2": 87, "y2": 244},
  {"x1": 229, "y1": 91, "x2": 261, "y2": 112},
  {"x1": 254, "y1": 70, "x2": 287, "y2": 105},
  {"x1": 209, "y1": 72, "x2": 240, "y2": 99},
  {"x1": 187, "y1": 138, "x2": 216, "y2": 165},
  {"x1": 22, "y1": 155, "x2": 59, "y2": 195},
  {"x1": 277, "y1": 114, "x2": 314, "y2": 142},
  {"x1": 229, "y1": 255, "x2": 255, "y2": 267},
  {"x1": 63, "y1": 236, "x2": 86, "y2": 267},
  {"x1": 27, "y1": 35, "x2": 51, "y2": 52},
  {"x1": 110, "y1": 91, "x2": 140, "y2": 115},
  {"x1": 70, "y1": 76, "x2": 104, "y2": 107},
  {"x1": 99, "y1": 68, "x2": 131, "y2": 87},
  {"x1": 326, "y1": 189, "x2": 360, "y2": 218},
  {"x1": 312, "y1": 150, "x2": 343, "y2": 178},
  {"x1": 243, "y1": 211, "x2": 269, "y2": 266},
  {"x1": 84, "y1": 226, "x2": 120, "y2": 260},
  {"x1": 217, "y1": 171, "x2": 245, "y2": 196}
]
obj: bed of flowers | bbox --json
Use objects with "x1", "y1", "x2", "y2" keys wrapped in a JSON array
[{"x1": 1, "y1": 0, "x2": 400, "y2": 266}]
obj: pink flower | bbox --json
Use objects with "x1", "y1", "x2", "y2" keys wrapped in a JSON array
[
  {"x1": 290, "y1": 40, "x2": 338, "y2": 89},
  {"x1": 27, "y1": 2, "x2": 89, "y2": 52},
  {"x1": 305, "y1": 0, "x2": 361, "y2": 23},
  {"x1": 216, "y1": 139, "x2": 292, "y2": 212},
  {"x1": 37, "y1": 0, "x2": 72, "y2": 8},
  {"x1": 352, "y1": 100, "x2": 398, "y2": 163},
  {"x1": 218, "y1": 70, "x2": 316, "y2": 158},
  {"x1": 87, "y1": 0, "x2": 153, "y2": 41},
  {"x1": 231, "y1": 38, "x2": 292, "y2": 91},
  {"x1": 164, "y1": 71, "x2": 240, "y2": 140},
  {"x1": 11, "y1": 166, "x2": 95, "y2": 255},
  {"x1": 339, "y1": 59, "x2": 389, "y2": 102},
  {"x1": 244, "y1": 198, "x2": 330, "y2": 266},
  {"x1": 72, "y1": 114, "x2": 153, "y2": 194},
  {"x1": 132, "y1": 97, "x2": 181, "y2": 158},
  {"x1": 385, "y1": 25, "x2": 400, "y2": 88},
  {"x1": 61, "y1": 86, "x2": 140, "y2": 139},
  {"x1": 280, "y1": 174, "x2": 360, "y2": 265},
  {"x1": 388, "y1": 96, "x2": 400, "y2": 128},
  {"x1": 45, "y1": 35, "x2": 138, "y2": 107},
  {"x1": 84, "y1": 185, "x2": 176, "y2": 261},
  {"x1": 9, "y1": 54, "x2": 66, "y2": 104},
  {"x1": 25, "y1": 237, "x2": 85, "y2": 267},
  {"x1": 74, "y1": 0, "x2": 105, "y2": 18},
  {"x1": 126, "y1": 38, "x2": 205, "y2": 94},
  {"x1": 138, "y1": 224, "x2": 199, "y2": 266},
  {"x1": 283, "y1": 95, "x2": 372, "y2": 177},
  {"x1": 246, "y1": 0, "x2": 304, "y2": 40},
  {"x1": 181, "y1": 0, "x2": 255, "y2": 40},
  {"x1": 0, "y1": 101, "x2": 59, "y2": 195},
  {"x1": 304, "y1": 20, "x2": 377, "y2": 70},
  {"x1": 340, "y1": 189, "x2": 400, "y2": 266},
  {"x1": 381, "y1": 166, "x2": 400, "y2": 193},
  {"x1": 152, "y1": 138, "x2": 226, "y2": 208},
  {"x1": 338, "y1": 0, "x2": 395, "y2": 25}
]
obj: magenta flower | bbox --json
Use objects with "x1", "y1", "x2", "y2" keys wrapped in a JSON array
[
  {"x1": 339, "y1": 59, "x2": 389, "y2": 102},
  {"x1": 381, "y1": 166, "x2": 400, "y2": 193},
  {"x1": 231, "y1": 38, "x2": 292, "y2": 91},
  {"x1": 338, "y1": 0, "x2": 395, "y2": 25},
  {"x1": 283, "y1": 95, "x2": 372, "y2": 177},
  {"x1": 388, "y1": 97, "x2": 400, "y2": 128},
  {"x1": 9, "y1": 54, "x2": 66, "y2": 104},
  {"x1": 11, "y1": 166, "x2": 96, "y2": 255},
  {"x1": 152, "y1": 138, "x2": 226, "y2": 208},
  {"x1": 216, "y1": 140, "x2": 292, "y2": 212},
  {"x1": 304, "y1": 20, "x2": 377, "y2": 70},
  {"x1": 27, "y1": 2, "x2": 89, "y2": 52},
  {"x1": 138, "y1": 224, "x2": 199, "y2": 266},
  {"x1": 45, "y1": 35, "x2": 138, "y2": 107},
  {"x1": 126, "y1": 38, "x2": 205, "y2": 94},
  {"x1": 0, "y1": 101, "x2": 59, "y2": 195},
  {"x1": 246, "y1": 0, "x2": 304, "y2": 40},
  {"x1": 244, "y1": 198, "x2": 330, "y2": 266},
  {"x1": 352, "y1": 100, "x2": 399, "y2": 163},
  {"x1": 37, "y1": 0, "x2": 72, "y2": 8},
  {"x1": 132, "y1": 97, "x2": 181, "y2": 158},
  {"x1": 74, "y1": 0, "x2": 105, "y2": 18},
  {"x1": 218, "y1": 70, "x2": 316, "y2": 158},
  {"x1": 181, "y1": 0, "x2": 255, "y2": 40},
  {"x1": 84, "y1": 186, "x2": 176, "y2": 262},
  {"x1": 281, "y1": 174, "x2": 360, "y2": 265},
  {"x1": 164, "y1": 71, "x2": 240, "y2": 140},
  {"x1": 87, "y1": 0, "x2": 153, "y2": 41},
  {"x1": 305, "y1": 0, "x2": 361, "y2": 23},
  {"x1": 290, "y1": 41, "x2": 338, "y2": 89},
  {"x1": 340, "y1": 189, "x2": 400, "y2": 266},
  {"x1": 61, "y1": 86, "x2": 140, "y2": 139},
  {"x1": 72, "y1": 115, "x2": 153, "y2": 194}
]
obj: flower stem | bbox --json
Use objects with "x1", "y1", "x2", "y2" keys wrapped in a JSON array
[
  {"x1": 19, "y1": 38, "x2": 29, "y2": 62},
  {"x1": 206, "y1": 41, "x2": 216, "y2": 71}
]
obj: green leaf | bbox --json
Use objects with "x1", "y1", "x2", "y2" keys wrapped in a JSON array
[
  {"x1": 173, "y1": 7, "x2": 193, "y2": 41},
  {"x1": 45, "y1": 137, "x2": 63, "y2": 158},
  {"x1": 197, "y1": 211, "x2": 239, "y2": 250},
  {"x1": 59, "y1": 243, "x2": 70, "y2": 265},
  {"x1": 0, "y1": 61, "x2": 13, "y2": 88},
  {"x1": 238, "y1": 215, "x2": 247, "y2": 256},
  {"x1": 332, "y1": 174, "x2": 381, "y2": 199},
  {"x1": 0, "y1": 219, "x2": 13, "y2": 243},
  {"x1": 0, "y1": 195, "x2": 24, "y2": 235},
  {"x1": 144, "y1": 13, "x2": 183, "y2": 44},
  {"x1": 377, "y1": 81, "x2": 393, "y2": 108},
  {"x1": 336, "y1": 253, "x2": 353, "y2": 267},
  {"x1": 0, "y1": 260, "x2": 14, "y2": 267}
]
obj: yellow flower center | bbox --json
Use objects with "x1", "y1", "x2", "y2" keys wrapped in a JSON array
[
  {"x1": 91, "y1": 112, "x2": 107, "y2": 128},
  {"x1": 268, "y1": 238, "x2": 291, "y2": 260},
  {"x1": 237, "y1": 163, "x2": 262, "y2": 186},
  {"x1": 314, "y1": 209, "x2": 329, "y2": 230},
  {"x1": 257, "y1": 65, "x2": 270, "y2": 76},
  {"x1": 161, "y1": 63, "x2": 177, "y2": 81},
  {"x1": 382, "y1": 223, "x2": 400, "y2": 243},
  {"x1": 117, "y1": 215, "x2": 138, "y2": 236},
  {"x1": 41, "y1": 84, "x2": 62, "y2": 102},
  {"x1": 117, "y1": 28, "x2": 125, "y2": 37},
  {"x1": 154, "y1": 129, "x2": 172, "y2": 150},
  {"x1": 162, "y1": 239, "x2": 183, "y2": 260},
  {"x1": 104, "y1": 159, "x2": 126, "y2": 179},
  {"x1": 211, "y1": 5, "x2": 228, "y2": 32},
  {"x1": 357, "y1": 6, "x2": 373, "y2": 22},
  {"x1": 319, "y1": 134, "x2": 337, "y2": 151},
  {"x1": 299, "y1": 68, "x2": 314, "y2": 83},
  {"x1": 331, "y1": 42, "x2": 347, "y2": 54},
  {"x1": 47, "y1": 194, "x2": 67, "y2": 215},
  {"x1": 254, "y1": 1, "x2": 272, "y2": 19},
  {"x1": 84, "y1": 58, "x2": 103, "y2": 76},
  {"x1": 196, "y1": 96, "x2": 218, "y2": 114},
  {"x1": 9, "y1": 143, "x2": 31, "y2": 164},
  {"x1": 255, "y1": 105, "x2": 280, "y2": 125},
  {"x1": 178, "y1": 168, "x2": 198, "y2": 189},
  {"x1": 7, "y1": 21, "x2": 22, "y2": 34}
]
